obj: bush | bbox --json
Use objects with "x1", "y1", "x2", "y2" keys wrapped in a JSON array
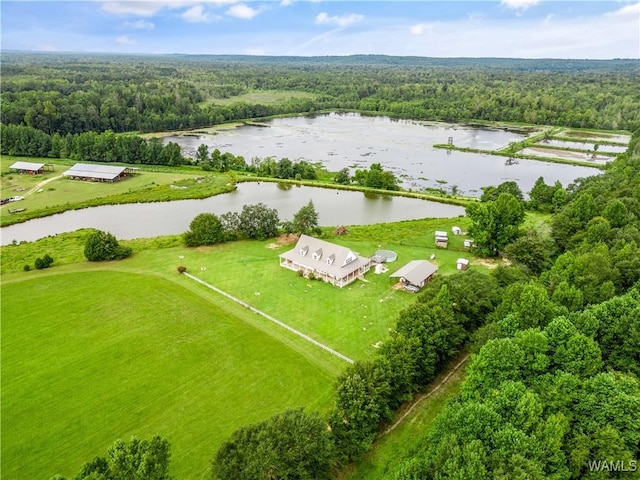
[
  {"x1": 308, "y1": 271, "x2": 315, "y2": 280},
  {"x1": 34, "y1": 254, "x2": 54, "y2": 270},
  {"x1": 84, "y1": 230, "x2": 132, "y2": 262},
  {"x1": 23, "y1": 264, "x2": 31, "y2": 272},
  {"x1": 177, "y1": 265, "x2": 187, "y2": 273}
]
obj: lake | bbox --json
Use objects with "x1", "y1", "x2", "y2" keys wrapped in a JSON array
[
  {"x1": 0, "y1": 183, "x2": 464, "y2": 245},
  {"x1": 162, "y1": 112, "x2": 602, "y2": 196}
]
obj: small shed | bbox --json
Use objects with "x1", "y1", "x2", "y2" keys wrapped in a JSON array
[
  {"x1": 435, "y1": 230, "x2": 449, "y2": 248},
  {"x1": 452, "y1": 226, "x2": 462, "y2": 235},
  {"x1": 456, "y1": 258, "x2": 470, "y2": 270},
  {"x1": 464, "y1": 239, "x2": 475, "y2": 249},
  {"x1": 390, "y1": 260, "x2": 438, "y2": 290}
]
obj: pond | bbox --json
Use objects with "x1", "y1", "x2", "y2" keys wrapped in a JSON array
[
  {"x1": 0, "y1": 182, "x2": 464, "y2": 245},
  {"x1": 162, "y1": 112, "x2": 602, "y2": 196},
  {"x1": 539, "y1": 139, "x2": 628, "y2": 153},
  {"x1": 521, "y1": 147, "x2": 613, "y2": 165}
]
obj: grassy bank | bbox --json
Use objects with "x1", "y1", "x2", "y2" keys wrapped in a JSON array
[
  {"x1": 433, "y1": 143, "x2": 606, "y2": 170},
  {"x1": 0, "y1": 156, "x2": 236, "y2": 227}
]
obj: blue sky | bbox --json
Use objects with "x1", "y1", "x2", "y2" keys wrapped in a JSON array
[{"x1": 1, "y1": 1, "x2": 638, "y2": 58}]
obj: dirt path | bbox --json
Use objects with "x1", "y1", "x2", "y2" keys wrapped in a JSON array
[
  {"x1": 382, "y1": 353, "x2": 470, "y2": 436},
  {"x1": 26, "y1": 175, "x2": 63, "y2": 196}
]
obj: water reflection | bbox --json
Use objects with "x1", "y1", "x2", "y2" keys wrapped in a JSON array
[{"x1": 1, "y1": 183, "x2": 464, "y2": 245}]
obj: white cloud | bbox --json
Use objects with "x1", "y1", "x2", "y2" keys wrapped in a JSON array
[
  {"x1": 226, "y1": 3, "x2": 260, "y2": 19},
  {"x1": 102, "y1": 1, "x2": 235, "y2": 17},
  {"x1": 315, "y1": 12, "x2": 364, "y2": 28},
  {"x1": 103, "y1": 2, "x2": 166, "y2": 17},
  {"x1": 125, "y1": 19, "x2": 155, "y2": 29},
  {"x1": 409, "y1": 23, "x2": 435, "y2": 35},
  {"x1": 280, "y1": 0, "x2": 294, "y2": 6},
  {"x1": 606, "y1": 2, "x2": 640, "y2": 16},
  {"x1": 182, "y1": 5, "x2": 210, "y2": 22},
  {"x1": 501, "y1": 0, "x2": 540, "y2": 10},
  {"x1": 116, "y1": 34, "x2": 135, "y2": 45}
]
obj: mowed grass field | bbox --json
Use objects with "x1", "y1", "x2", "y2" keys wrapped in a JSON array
[
  {"x1": 0, "y1": 215, "x2": 496, "y2": 479},
  {"x1": 1, "y1": 271, "x2": 339, "y2": 480}
]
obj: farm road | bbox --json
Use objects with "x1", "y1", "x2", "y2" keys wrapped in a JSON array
[{"x1": 26, "y1": 175, "x2": 63, "y2": 196}]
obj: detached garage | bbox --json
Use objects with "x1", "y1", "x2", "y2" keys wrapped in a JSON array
[{"x1": 390, "y1": 260, "x2": 438, "y2": 291}]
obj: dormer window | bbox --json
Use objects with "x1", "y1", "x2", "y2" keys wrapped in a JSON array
[
  {"x1": 342, "y1": 251, "x2": 356, "y2": 266},
  {"x1": 299, "y1": 246, "x2": 308, "y2": 256},
  {"x1": 312, "y1": 248, "x2": 323, "y2": 261},
  {"x1": 326, "y1": 254, "x2": 335, "y2": 266}
]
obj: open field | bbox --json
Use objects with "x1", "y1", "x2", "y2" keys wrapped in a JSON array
[
  {"x1": 1, "y1": 156, "x2": 235, "y2": 227},
  {"x1": 2, "y1": 216, "x2": 485, "y2": 359},
  {"x1": 1, "y1": 271, "x2": 339, "y2": 480},
  {"x1": 1, "y1": 216, "x2": 490, "y2": 479},
  {"x1": 203, "y1": 90, "x2": 316, "y2": 106}
]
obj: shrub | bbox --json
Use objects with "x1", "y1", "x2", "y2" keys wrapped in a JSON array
[
  {"x1": 308, "y1": 271, "x2": 315, "y2": 280},
  {"x1": 177, "y1": 265, "x2": 187, "y2": 273},
  {"x1": 84, "y1": 230, "x2": 132, "y2": 262},
  {"x1": 34, "y1": 254, "x2": 54, "y2": 270},
  {"x1": 297, "y1": 269, "x2": 304, "y2": 276},
  {"x1": 23, "y1": 264, "x2": 31, "y2": 272}
]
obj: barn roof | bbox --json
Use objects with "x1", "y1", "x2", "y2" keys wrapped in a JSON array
[
  {"x1": 390, "y1": 260, "x2": 438, "y2": 286},
  {"x1": 63, "y1": 163, "x2": 127, "y2": 180},
  {"x1": 10, "y1": 161, "x2": 45, "y2": 171}
]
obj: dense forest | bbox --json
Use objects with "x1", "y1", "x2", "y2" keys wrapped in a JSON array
[{"x1": 2, "y1": 53, "x2": 639, "y2": 136}]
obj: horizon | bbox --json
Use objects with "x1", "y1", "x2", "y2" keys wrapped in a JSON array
[
  {"x1": 1, "y1": 1, "x2": 639, "y2": 60},
  {"x1": 1, "y1": 50, "x2": 638, "y2": 61}
]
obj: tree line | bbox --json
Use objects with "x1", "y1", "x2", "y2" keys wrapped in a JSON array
[
  {"x1": 3, "y1": 53, "x2": 639, "y2": 137},
  {"x1": 183, "y1": 200, "x2": 321, "y2": 247},
  {"x1": 1, "y1": 124, "x2": 184, "y2": 166}
]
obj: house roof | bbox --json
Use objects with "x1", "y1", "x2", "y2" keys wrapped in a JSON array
[
  {"x1": 63, "y1": 163, "x2": 127, "y2": 180},
  {"x1": 457, "y1": 258, "x2": 470, "y2": 265},
  {"x1": 10, "y1": 161, "x2": 45, "y2": 171},
  {"x1": 390, "y1": 260, "x2": 438, "y2": 286},
  {"x1": 280, "y1": 234, "x2": 370, "y2": 279}
]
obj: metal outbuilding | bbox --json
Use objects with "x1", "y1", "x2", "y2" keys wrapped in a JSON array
[
  {"x1": 63, "y1": 163, "x2": 133, "y2": 182},
  {"x1": 9, "y1": 161, "x2": 53, "y2": 175}
]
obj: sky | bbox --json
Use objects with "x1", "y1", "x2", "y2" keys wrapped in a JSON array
[{"x1": 1, "y1": 0, "x2": 639, "y2": 58}]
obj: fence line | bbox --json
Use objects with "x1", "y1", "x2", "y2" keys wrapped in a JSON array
[{"x1": 183, "y1": 272, "x2": 354, "y2": 364}]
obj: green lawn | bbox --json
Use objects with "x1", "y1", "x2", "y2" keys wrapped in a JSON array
[
  {"x1": 1, "y1": 271, "x2": 339, "y2": 480},
  {"x1": 0, "y1": 216, "x2": 488, "y2": 479}
]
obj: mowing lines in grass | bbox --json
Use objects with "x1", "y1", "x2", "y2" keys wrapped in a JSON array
[{"x1": 183, "y1": 271, "x2": 354, "y2": 364}]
